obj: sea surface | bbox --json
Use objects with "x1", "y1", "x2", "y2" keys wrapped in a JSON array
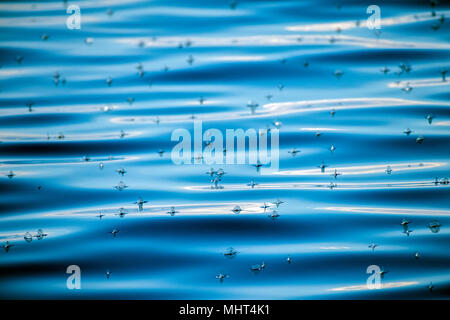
[{"x1": 0, "y1": 0, "x2": 449, "y2": 299}]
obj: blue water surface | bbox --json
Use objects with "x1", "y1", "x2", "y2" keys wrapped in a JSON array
[{"x1": 0, "y1": 0, "x2": 449, "y2": 299}]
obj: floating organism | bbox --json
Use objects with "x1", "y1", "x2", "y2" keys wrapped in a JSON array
[
  {"x1": 386, "y1": 165, "x2": 392, "y2": 174},
  {"x1": 216, "y1": 273, "x2": 229, "y2": 282},
  {"x1": 15, "y1": 55, "x2": 24, "y2": 64},
  {"x1": 259, "y1": 203, "x2": 270, "y2": 213},
  {"x1": 251, "y1": 262, "x2": 265, "y2": 272},
  {"x1": 26, "y1": 101, "x2": 34, "y2": 112},
  {"x1": 334, "y1": 70, "x2": 343, "y2": 78},
  {"x1": 35, "y1": 229, "x2": 48, "y2": 240},
  {"x1": 381, "y1": 66, "x2": 390, "y2": 74},
  {"x1": 223, "y1": 247, "x2": 238, "y2": 258},
  {"x1": 428, "y1": 220, "x2": 441, "y2": 233},
  {"x1": 116, "y1": 168, "x2": 127, "y2": 176},
  {"x1": 401, "y1": 218, "x2": 411, "y2": 229},
  {"x1": 332, "y1": 169, "x2": 341, "y2": 179},
  {"x1": 211, "y1": 176, "x2": 222, "y2": 189},
  {"x1": 126, "y1": 97, "x2": 135, "y2": 105},
  {"x1": 109, "y1": 229, "x2": 120, "y2": 237},
  {"x1": 24, "y1": 232, "x2": 33, "y2": 243},
  {"x1": 440, "y1": 68, "x2": 448, "y2": 82},
  {"x1": 246, "y1": 100, "x2": 259, "y2": 114},
  {"x1": 247, "y1": 179, "x2": 258, "y2": 188},
  {"x1": 399, "y1": 62, "x2": 411, "y2": 74},
  {"x1": 216, "y1": 168, "x2": 226, "y2": 177},
  {"x1": 273, "y1": 199, "x2": 284, "y2": 208},
  {"x1": 416, "y1": 136, "x2": 424, "y2": 144},
  {"x1": 273, "y1": 120, "x2": 282, "y2": 128},
  {"x1": 401, "y1": 83, "x2": 412, "y2": 93},
  {"x1": 253, "y1": 161, "x2": 263, "y2": 172},
  {"x1": 116, "y1": 208, "x2": 128, "y2": 218},
  {"x1": 134, "y1": 197, "x2": 148, "y2": 212},
  {"x1": 153, "y1": 117, "x2": 161, "y2": 126},
  {"x1": 288, "y1": 148, "x2": 300, "y2": 157},
  {"x1": 268, "y1": 210, "x2": 280, "y2": 220},
  {"x1": 206, "y1": 168, "x2": 216, "y2": 177},
  {"x1": 403, "y1": 229, "x2": 413, "y2": 237},
  {"x1": 3, "y1": 241, "x2": 14, "y2": 252}
]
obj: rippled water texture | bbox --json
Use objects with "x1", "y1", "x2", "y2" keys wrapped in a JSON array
[{"x1": 0, "y1": 0, "x2": 450, "y2": 299}]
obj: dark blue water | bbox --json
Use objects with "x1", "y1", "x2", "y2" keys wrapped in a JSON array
[{"x1": 0, "y1": 0, "x2": 449, "y2": 299}]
